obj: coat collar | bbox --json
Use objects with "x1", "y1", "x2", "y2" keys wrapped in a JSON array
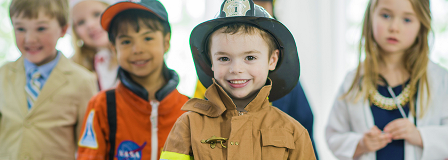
[
  {"x1": 182, "y1": 78, "x2": 272, "y2": 117},
  {"x1": 118, "y1": 63, "x2": 180, "y2": 101},
  {"x1": 11, "y1": 54, "x2": 74, "y2": 73}
]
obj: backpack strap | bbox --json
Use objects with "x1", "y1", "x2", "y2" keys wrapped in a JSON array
[{"x1": 106, "y1": 89, "x2": 117, "y2": 160}]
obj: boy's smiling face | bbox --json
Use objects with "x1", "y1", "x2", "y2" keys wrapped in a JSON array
[
  {"x1": 12, "y1": 10, "x2": 67, "y2": 66},
  {"x1": 112, "y1": 21, "x2": 170, "y2": 79},
  {"x1": 210, "y1": 29, "x2": 279, "y2": 100}
]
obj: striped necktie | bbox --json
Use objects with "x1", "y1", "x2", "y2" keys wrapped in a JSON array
[{"x1": 25, "y1": 69, "x2": 41, "y2": 109}]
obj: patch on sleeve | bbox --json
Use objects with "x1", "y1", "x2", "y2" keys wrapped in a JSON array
[{"x1": 78, "y1": 109, "x2": 98, "y2": 149}]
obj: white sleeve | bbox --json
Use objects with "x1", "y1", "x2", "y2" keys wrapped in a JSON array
[
  {"x1": 419, "y1": 123, "x2": 448, "y2": 159},
  {"x1": 419, "y1": 71, "x2": 448, "y2": 159},
  {"x1": 325, "y1": 85, "x2": 363, "y2": 160}
]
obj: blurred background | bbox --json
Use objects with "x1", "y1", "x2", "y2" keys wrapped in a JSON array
[{"x1": 0, "y1": 0, "x2": 447, "y2": 159}]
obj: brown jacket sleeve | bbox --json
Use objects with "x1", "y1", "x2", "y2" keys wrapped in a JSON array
[
  {"x1": 289, "y1": 129, "x2": 316, "y2": 160},
  {"x1": 160, "y1": 113, "x2": 194, "y2": 160}
]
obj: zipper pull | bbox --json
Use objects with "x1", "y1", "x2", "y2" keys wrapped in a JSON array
[
  {"x1": 150, "y1": 101, "x2": 160, "y2": 124},
  {"x1": 149, "y1": 100, "x2": 159, "y2": 160}
]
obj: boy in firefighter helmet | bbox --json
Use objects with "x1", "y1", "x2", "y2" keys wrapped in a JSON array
[{"x1": 161, "y1": 0, "x2": 316, "y2": 159}]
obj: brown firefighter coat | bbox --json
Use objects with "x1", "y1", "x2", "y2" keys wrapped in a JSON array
[{"x1": 160, "y1": 80, "x2": 316, "y2": 160}]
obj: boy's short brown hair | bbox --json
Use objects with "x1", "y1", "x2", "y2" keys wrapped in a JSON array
[
  {"x1": 9, "y1": 0, "x2": 69, "y2": 27},
  {"x1": 207, "y1": 23, "x2": 278, "y2": 60}
]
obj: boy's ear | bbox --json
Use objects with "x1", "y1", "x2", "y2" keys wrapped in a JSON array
[
  {"x1": 110, "y1": 43, "x2": 117, "y2": 56},
  {"x1": 210, "y1": 52, "x2": 214, "y2": 71},
  {"x1": 60, "y1": 25, "x2": 69, "y2": 38},
  {"x1": 268, "y1": 49, "x2": 280, "y2": 71},
  {"x1": 163, "y1": 33, "x2": 171, "y2": 53}
]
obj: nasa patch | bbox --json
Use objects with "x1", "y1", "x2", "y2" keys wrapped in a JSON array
[
  {"x1": 115, "y1": 141, "x2": 147, "y2": 160},
  {"x1": 78, "y1": 110, "x2": 98, "y2": 149}
]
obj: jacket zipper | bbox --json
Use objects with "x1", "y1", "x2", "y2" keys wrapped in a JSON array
[{"x1": 150, "y1": 101, "x2": 159, "y2": 160}]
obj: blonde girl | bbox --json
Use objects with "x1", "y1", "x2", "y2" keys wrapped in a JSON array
[
  {"x1": 70, "y1": 0, "x2": 118, "y2": 90},
  {"x1": 326, "y1": 0, "x2": 448, "y2": 159}
]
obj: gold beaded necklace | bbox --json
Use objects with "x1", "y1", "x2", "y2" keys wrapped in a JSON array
[{"x1": 368, "y1": 84, "x2": 413, "y2": 110}]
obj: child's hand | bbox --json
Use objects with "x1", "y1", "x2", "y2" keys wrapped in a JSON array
[
  {"x1": 384, "y1": 118, "x2": 423, "y2": 147},
  {"x1": 361, "y1": 125, "x2": 392, "y2": 152},
  {"x1": 354, "y1": 126, "x2": 391, "y2": 158}
]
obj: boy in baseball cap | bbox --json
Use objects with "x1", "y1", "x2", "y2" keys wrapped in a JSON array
[
  {"x1": 76, "y1": 1, "x2": 189, "y2": 160},
  {"x1": 160, "y1": 0, "x2": 316, "y2": 159}
]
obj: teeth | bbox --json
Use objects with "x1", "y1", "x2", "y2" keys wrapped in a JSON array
[
  {"x1": 230, "y1": 80, "x2": 247, "y2": 84},
  {"x1": 133, "y1": 60, "x2": 147, "y2": 65}
]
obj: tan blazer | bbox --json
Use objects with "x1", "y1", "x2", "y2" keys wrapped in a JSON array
[{"x1": 0, "y1": 55, "x2": 98, "y2": 160}]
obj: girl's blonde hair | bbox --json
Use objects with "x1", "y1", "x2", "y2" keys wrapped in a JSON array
[
  {"x1": 345, "y1": 0, "x2": 431, "y2": 118},
  {"x1": 71, "y1": 1, "x2": 117, "y2": 72}
]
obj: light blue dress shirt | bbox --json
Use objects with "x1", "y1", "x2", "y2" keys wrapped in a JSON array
[{"x1": 24, "y1": 51, "x2": 61, "y2": 89}]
